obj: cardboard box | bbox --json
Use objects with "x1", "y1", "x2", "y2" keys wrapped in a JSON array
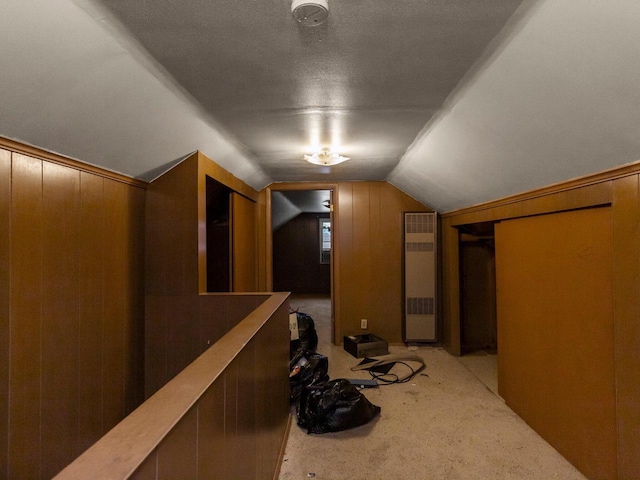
[{"x1": 343, "y1": 334, "x2": 389, "y2": 358}]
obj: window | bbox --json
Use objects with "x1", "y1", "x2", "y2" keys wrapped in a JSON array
[{"x1": 319, "y1": 218, "x2": 331, "y2": 264}]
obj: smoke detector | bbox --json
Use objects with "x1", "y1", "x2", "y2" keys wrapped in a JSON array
[{"x1": 291, "y1": 0, "x2": 329, "y2": 27}]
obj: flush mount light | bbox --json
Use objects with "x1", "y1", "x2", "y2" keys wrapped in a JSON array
[
  {"x1": 291, "y1": 0, "x2": 329, "y2": 27},
  {"x1": 303, "y1": 148, "x2": 350, "y2": 166}
]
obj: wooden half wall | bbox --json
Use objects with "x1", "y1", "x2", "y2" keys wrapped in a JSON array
[
  {"x1": 145, "y1": 151, "x2": 266, "y2": 397},
  {"x1": 54, "y1": 292, "x2": 291, "y2": 480},
  {"x1": 0, "y1": 140, "x2": 146, "y2": 479},
  {"x1": 441, "y1": 162, "x2": 640, "y2": 479}
]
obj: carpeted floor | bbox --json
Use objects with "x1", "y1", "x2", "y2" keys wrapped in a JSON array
[{"x1": 280, "y1": 295, "x2": 587, "y2": 480}]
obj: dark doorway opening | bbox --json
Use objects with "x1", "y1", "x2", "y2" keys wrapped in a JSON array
[
  {"x1": 272, "y1": 190, "x2": 331, "y2": 295},
  {"x1": 206, "y1": 176, "x2": 231, "y2": 292},
  {"x1": 458, "y1": 221, "x2": 497, "y2": 355}
]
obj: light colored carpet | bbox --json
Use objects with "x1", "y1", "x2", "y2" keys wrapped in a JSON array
[
  {"x1": 457, "y1": 351, "x2": 499, "y2": 398},
  {"x1": 281, "y1": 295, "x2": 587, "y2": 480}
]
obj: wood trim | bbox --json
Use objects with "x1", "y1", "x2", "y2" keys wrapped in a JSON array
[
  {"x1": 264, "y1": 189, "x2": 273, "y2": 292},
  {"x1": 442, "y1": 159, "x2": 640, "y2": 219},
  {"x1": 196, "y1": 151, "x2": 260, "y2": 293},
  {"x1": 272, "y1": 414, "x2": 293, "y2": 480},
  {"x1": 0, "y1": 136, "x2": 147, "y2": 189},
  {"x1": 268, "y1": 181, "x2": 340, "y2": 192},
  {"x1": 441, "y1": 218, "x2": 461, "y2": 356},
  {"x1": 198, "y1": 151, "x2": 258, "y2": 202},
  {"x1": 446, "y1": 181, "x2": 612, "y2": 227},
  {"x1": 612, "y1": 174, "x2": 640, "y2": 478},
  {"x1": 231, "y1": 192, "x2": 258, "y2": 292}
]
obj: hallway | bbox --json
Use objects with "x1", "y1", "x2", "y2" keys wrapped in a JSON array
[{"x1": 280, "y1": 296, "x2": 587, "y2": 480}]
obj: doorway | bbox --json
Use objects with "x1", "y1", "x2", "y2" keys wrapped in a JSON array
[
  {"x1": 268, "y1": 185, "x2": 337, "y2": 344},
  {"x1": 457, "y1": 221, "x2": 498, "y2": 395}
]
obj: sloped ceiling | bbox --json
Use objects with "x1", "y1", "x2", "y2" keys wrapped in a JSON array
[
  {"x1": 389, "y1": 0, "x2": 640, "y2": 211},
  {"x1": 2, "y1": 0, "x2": 640, "y2": 212}
]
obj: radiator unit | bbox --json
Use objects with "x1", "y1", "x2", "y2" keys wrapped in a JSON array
[{"x1": 404, "y1": 212, "x2": 437, "y2": 342}]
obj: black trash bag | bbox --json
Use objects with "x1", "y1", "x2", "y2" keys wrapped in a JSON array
[
  {"x1": 289, "y1": 349, "x2": 329, "y2": 403},
  {"x1": 296, "y1": 379, "x2": 381, "y2": 434},
  {"x1": 290, "y1": 311, "x2": 318, "y2": 358}
]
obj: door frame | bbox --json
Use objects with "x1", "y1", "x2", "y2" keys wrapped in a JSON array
[{"x1": 266, "y1": 183, "x2": 340, "y2": 344}]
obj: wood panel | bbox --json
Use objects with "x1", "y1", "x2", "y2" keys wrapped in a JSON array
[
  {"x1": 255, "y1": 313, "x2": 286, "y2": 479},
  {"x1": 335, "y1": 182, "x2": 433, "y2": 343},
  {"x1": 0, "y1": 136, "x2": 146, "y2": 188},
  {"x1": 0, "y1": 149, "x2": 11, "y2": 479},
  {"x1": 103, "y1": 180, "x2": 127, "y2": 432},
  {"x1": 144, "y1": 154, "x2": 198, "y2": 397},
  {"x1": 273, "y1": 213, "x2": 330, "y2": 294},
  {"x1": 9, "y1": 153, "x2": 43, "y2": 480},
  {"x1": 256, "y1": 190, "x2": 269, "y2": 291},
  {"x1": 441, "y1": 164, "x2": 640, "y2": 477},
  {"x1": 442, "y1": 180, "x2": 616, "y2": 356},
  {"x1": 166, "y1": 295, "x2": 201, "y2": 381},
  {"x1": 56, "y1": 293, "x2": 290, "y2": 480},
  {"x1": 441, "y1": 218, "x2": 461, "y2": 355},
  {"x1": 337, "y1": 183, "x2": 355, "y2": 342},
  {"x1": 198, "y1": 295, "x2": 229, "y2": 355},
  {"x1": 495, "y1": 208, "x2": 616, "y2": 480},
  {"x1": 126, "y1": 185, "x2": 146, "y2": 412},
  {"x1": 352, "y1": 183, "x2": 372, "y2": 337},
  {"x1": 41, "y1": 162, "x2": 80, "y2": 478},
  {"x1": 157, "y1": 408, "x2": 198, "y2": 479},
  {"x1": 232, "y1": 192, "x2": 257, "y2": 292},
  {"x1": 611, "y1": 174, "x2": 640, "y2": 478},
  {"x1": 374, "y1": 183, "x2": 399, "y2": 343},
  {"x1": 224, "y1": 360, "x2": 240, "y2": 479},
  {"x1": 3, "y1": 144, "x2": 146, "y2": 478},
  {"x1": 130, "y1": 452, "x2": 157, "y2": 480},
  {"x1": 236, "y1": 343, "x2": 257, "y2": 480},
  {"x1": 197, "y1": 378, "x2": 225, "y2": 479},
  {"x1": 77, "y1": 172, "x2": 105, "y2": 455}
]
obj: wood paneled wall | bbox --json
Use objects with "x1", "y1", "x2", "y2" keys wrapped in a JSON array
[
  {"x1": 267, "y1": 181, "x2": 433, "y2": 344},
  {"x1": 336, "y1": 182, "x2": 433, "y2": 344},
  {"x1": 441, "y1": 163, "x2": 640, "y2": 479},
  {"x1": 145, "y1": 151, "x2": 263, "y2": 397},
  {"x1": 495, "y1": 208, "x2": 617, "y2": 479},
  {"x1": 55, "y1": 293, "x2": 291, "y2": 480},
  {"x1": 273, "y1": 213, "x2": 331, "y2": 294},
  {"x1": 0, "y1": 146, "x2": 146, "y2": 479}
]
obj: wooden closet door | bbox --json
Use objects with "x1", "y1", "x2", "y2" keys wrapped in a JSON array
[
  {"x1": 231, "y1": 193, "x2": 257, "y2": 292},
  {"x1": 495, "y1": 207, "x2": 616, "y2": 480}
]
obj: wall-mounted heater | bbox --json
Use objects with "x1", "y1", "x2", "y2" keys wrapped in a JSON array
[{"x1": 404, "y1": 212, "x2": 437, "y2": 342}]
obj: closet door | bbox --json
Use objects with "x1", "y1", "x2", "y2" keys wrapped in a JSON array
[
  {"x1": 495, "y1": 207, "x2": 616, "y2": 479},
  {"x1": 231, "y1": 193, "x2": 257, "y2": 292}
]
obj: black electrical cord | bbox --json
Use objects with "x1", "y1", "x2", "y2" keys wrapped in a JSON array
[{"x1": 366, "y1": 361, "x2": 420, "y2": 385}]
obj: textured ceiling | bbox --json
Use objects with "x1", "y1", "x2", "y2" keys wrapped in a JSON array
[
  {"x1": 2, "y1": 0, "x2": 640, "y2": 212},
  {"x1": 87, "y1": 0, "x2": 525, "y2": 183}
]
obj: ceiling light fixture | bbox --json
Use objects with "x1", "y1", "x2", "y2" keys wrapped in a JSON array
[
  {"x1": 291, "y1": 0, "x2": 329, "y2": 27},
  {"x1": 303, "y1": 148, "x2": 350, "y2": 166}
]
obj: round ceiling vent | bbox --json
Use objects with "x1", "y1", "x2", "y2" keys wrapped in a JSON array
[{"x1": 291, "y1": 0, "x2": 329, "y2": 27}]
